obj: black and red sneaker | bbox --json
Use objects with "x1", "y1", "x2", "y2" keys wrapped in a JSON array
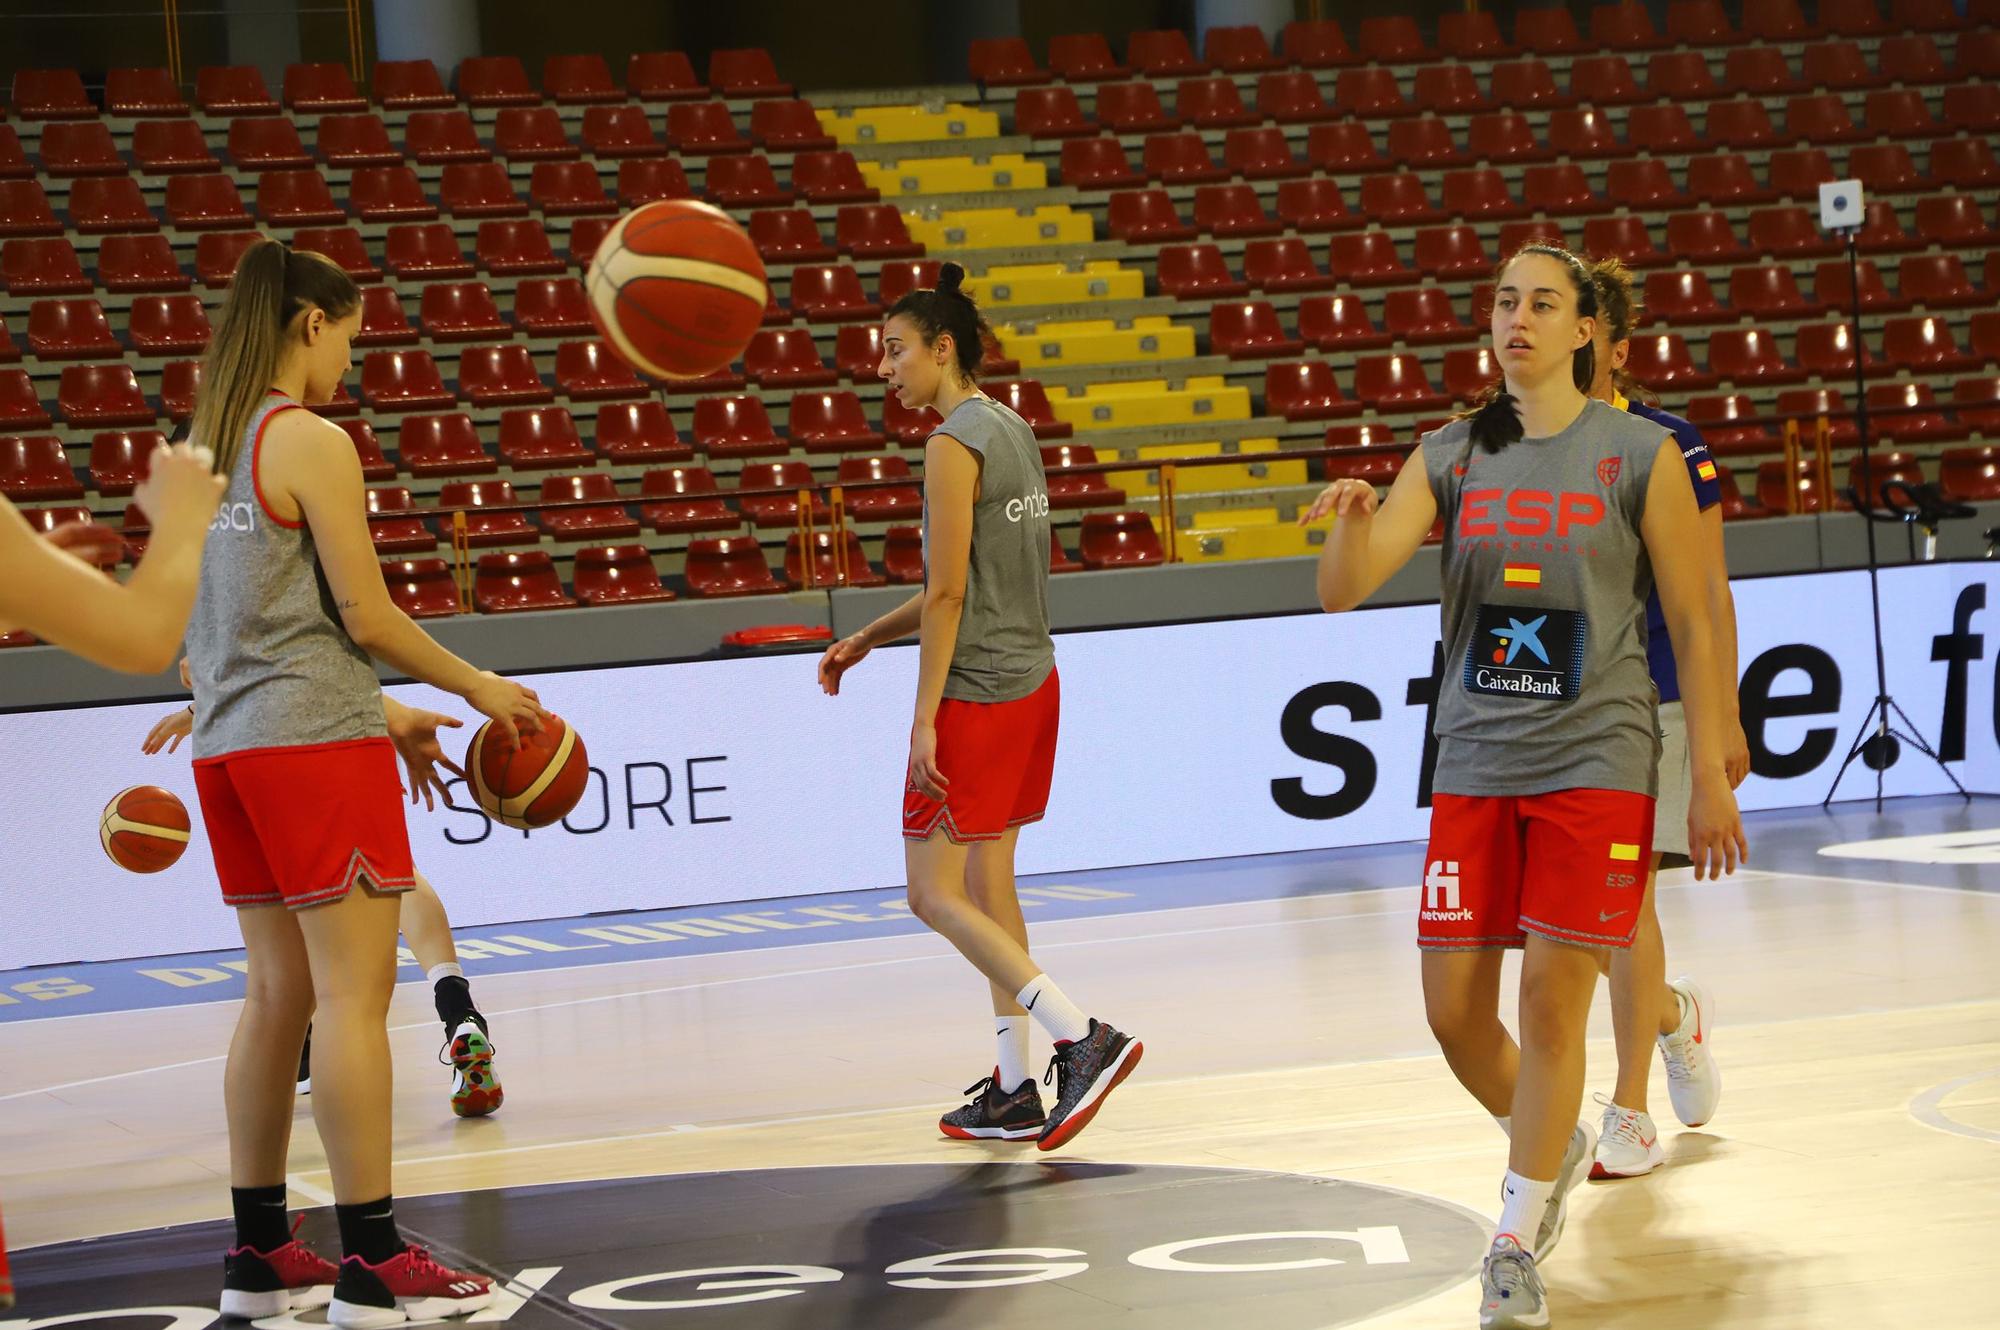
[
  {"x1": 220, "y1": 1218, "x2": 340, "y2": 1318},
  {"x1": 1037, "y1": 1019, "x2": 1143, "y2": 1153},
  {"x1": 327, "y1": 1246, "x2": 494, "y2": 1329},
  {"x1": 939, "y1": 1068, "x2": 1047, "y2": 1141}
]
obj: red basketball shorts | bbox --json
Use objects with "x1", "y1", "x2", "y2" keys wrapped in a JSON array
[
  {"x1": 1419, "y1": 788, "x2": 1656, "y2": 950},
  {"x1": 193, "y1": 737, "x2": 416, "y2": 910},
  {"x1": 903, "y1": 667, "x2": 1060, "y2": 844}
]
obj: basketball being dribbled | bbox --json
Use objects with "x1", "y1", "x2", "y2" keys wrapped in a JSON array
[
  {"x1": 467, "y1": 714, "x2": 590, "y2": 830},
  {"x1": 586, "y1": 199, "x2": 768, "y2": 379},
  {"x1": 100, "y1": 785, "x2": 190, "y2": 873}
]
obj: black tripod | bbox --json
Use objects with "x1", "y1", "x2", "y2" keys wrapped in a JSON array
[{"x1": 1821, "y1": 221, "x2": 1970, "y2": 811}]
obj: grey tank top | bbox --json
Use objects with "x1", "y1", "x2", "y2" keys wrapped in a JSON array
[
  {"x1": 1419, "y1": 397, "x2": 1668, "y2": 798},
  {"x1": 185, "y1": 393, "x2": 386, "y2": 760},
  {"x1": 925, "y1": 396, "x2": 1056, "y2": 703}
]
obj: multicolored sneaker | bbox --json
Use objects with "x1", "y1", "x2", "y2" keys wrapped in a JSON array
[
  {"x1": 1036, "y1": 1019, "x2": 1143, "y2": 1153},
  {"x1": 1532, "y1": 1120, "x2": 1597, "y2": 1262},
  {"x1": 939, "y1": 1068, "x2": 1047, "y2": 1141},
  {"x1": 1479, "y1": 1235, "x2": 1549, "y2": 1329},
  {"x1": 327, "y1": 1246, "x2": 494, "y2": 1329},
  {"x1": 443, "y1": 1017, "x2": 502, "y2": 1118},
  {"x1": 221, "y1": 1217, "x2": 340, "y2": 1318}
]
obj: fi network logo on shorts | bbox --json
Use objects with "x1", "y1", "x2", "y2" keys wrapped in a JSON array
[{"x1": 1422, "y1": 860, "x2": 1472, "y2": 921}]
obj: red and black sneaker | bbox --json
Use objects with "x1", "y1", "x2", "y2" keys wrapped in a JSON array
[
  {"x1": 939, "y1": 1068, "x2": 1047, "y2": 1141},
  {"x1": 220, "y1": 1218, "x2": 340, "y2": 1318},
  {"x1": 1037, "y1": 1019, "x2": 1144, "y2": 1153},
  {"x1": 327, "y1": 1246, "x2": 495, "y2": 1329}
]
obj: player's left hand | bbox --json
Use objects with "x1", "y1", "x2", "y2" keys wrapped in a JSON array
[
  {"x1": 388, "y1": 705, "x2": 466, "y2": 811},
  {"x1": 908, "y1": 721, "x2": 948, "y2": 801},
  {"x1": 142, "y1": 705, "x2": 193, "y2": 755},
  {"x1": 1723, "y1": 719, "x2": 1751, "y2": 789},
  {"x1": 42, "y1": 519, "x2": 125, "y2": 569},
  {"x1": 1687, "y1": 775, "x2": 1747, "y2": 881}
]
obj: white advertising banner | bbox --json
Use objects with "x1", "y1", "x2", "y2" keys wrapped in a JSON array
[{"x1": 4, "y1": 562, "x2": 1996, "y2": 968}]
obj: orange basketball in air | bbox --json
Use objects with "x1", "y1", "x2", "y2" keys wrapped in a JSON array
[
  {"x1": 585, "y1": 199, "x2": 768, "y2": 379},
  {"x1": 100, "y1": 785, "x2": 191, "y2": 873},
  {"x1": 466, "y1": 713, "x2": 590, "y2": 830}
]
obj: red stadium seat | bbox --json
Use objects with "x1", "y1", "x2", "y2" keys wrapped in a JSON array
[
  {"x1": 1801, "y1": 40, "x2": 1884, "y2": 93},
  {"x1": 363, "y1": 350, "x2": 458, "y2": 414},
  {"x1": 1707, "y1": 98, "x2": 1781, "y2": 151},
  {"x1": 1142, "y1": 132, "x2": 1225, "y2": 185},
  {"x1": 1060, "y1": 138, "x2": 1144, "y2": 191},
  {"x1": 1819, "y1": 0, "x2": 1888, "y2": 36},
  {"x1": 466, "y1": 220, "x2": 559, "y2": 278},
  {"x1": 106, "y1": 67, "x2": 185, "y2": 116},
  {"x1": 747, "y1": 209, "x2": 835, "y2": 263},
  {"x1": 566, "y1": 218, "x2": 616, "y2": 272},
  {"x1": 1224, "y1": 127, "x2": 1307, "y2": 181},
  {"x1": 158, "y1": 360, "x2": 200, "y2": 423},
  {"x1": 442, "y1": 162, "x2": 526, "y2": 218},
  {"x1": 74, "y1": 177, "x2": 161, "y2": 233},
  {"x1": 257, "y1": 169, "x2": 345, "y2": 226},
  {"x1": 1515, "y1": 5, "x2": 1586, "y2": 52},
  {"x1": 1439, "y1": 10, "x2": 1516, "y2": 58},
  {"x1": 1624, "y1": 332, "x2": 1718, "y2": 391},
  {"x1": 349, "y1": 166, "x2": 438, "y2": 222},
  {"x1": 789, "y1": 390, "x2": 884, "y2": 453},
  {"x1": 366, "y1": 489, "x2": 437, "y2": 555},
  {"x1": 89, "y1": 429, "x2": 168, "y2": 494},
  {"x1": 1687, "y1": 153, "x2": 1774, "y2": 208},
  {"x1": 39, "y1": 123, "x2": 123, "y2": 178},
  {"x1": 990, "y1": 380, "x2": 1071, "y2": 439},
  {"x1": 1548, "y1": 109, "x2": 1626, "y2": 162},
  {"x1": 709, "y1": 48, "x2": 791, "y2": 98},
  {"x1": 1270, "y1": 178, "x2": 1355, "y2": 235},
  {"x1": 1583, "y1": 215, "x2": 1667, "y2": 269},
  {"x1": 1079, "y1": 511, "x2": 1164, "y2": 567},
  {"x1": 788, "y1": 265, "x2": 878, "y2": 324},
  {"x1": 792, "y1": 150, "x2": 877, "y2": 204},
  {"x1": 1328, "y1": 230, "x2": 1414, "y2": 288},
  {"x1": 1752, "y1": 456, "x2": 1827, "y2": 514},
  {"x1": 618, "y1": 158, "x2": 693, "y2": 208},
  {"x1": 839, "y1": 455, "x2": 923, "y2": 522},
  {"x1": 383, "y1": 222, "x2": 472, "y2": 280},
  {"x1": 394, "y1": 412, "x2": 489, "y2": 476},
  {"x1": 1048, "y1": 32, "x2": 1127, "y2": 80},
  {"x1": 1645, "y1": 270, "x2": 1727, "y2": 326},
  {"x1": 1666, "y1": 210, "x2": 1747, "y2": 262},
  {"x1": 1724, "y1": 47, "x2": 1802, "y2": 97},
  {"x1": 1039, "y1": 442, "x2": 1123, "y2": 508},
  {"x1": 0, "y1": 128, "x2": 28, "y2": 181},
  {"x1": 666, "y1": 102, "x2": 749, "y2": 156},
  {"x1": 1627, "y1": 104, "x2": 1703, "y2": 155},
  {"x1": 1015, "y1": 86, "x2": 1096, "y2": 139},
  {"x1": 1728, "y1": 263, "x2": 1819, "y2": 319},
  {"x1": 543, "y1": 55, "x2": 620, "y2": 106},
  {"x1": 1881, "y1": 315, "x2": 1974, "y2": 374},
  {"x1": 1469, "y1": 112, "x2": 1552, "y2": 166},
  {"x1": 1955, "y1": 374, "x2": 2000, "y2": 435},
  {"x1": 1795, "y1": 321, "x2": 1877, "y2": 379},
  {"x1": 1707, "y1": 326, "x2": 1807, "y2": 385},
  {"x1": 1335, "y1": 67, "x2": 1412, "y2": 119},
  {"x1": 737, "y1": 460, "x2": 830, "y2": 527},
  {"x1": 685, "y1": 536, "x2": 784, "y2": 597},
  {"x1": 1440, "y1": 347, "x2": 1504, "y2": 404},
  {"x1": 1744, "y1": 205, "x2": 1839, "y2": 260},
  {"x1": 746, "y1": 100, "x2": 834, "y2": 153},
  {"x1": 705, "y1": 154, "x2": 793, "y2": 208},
  {"x1": 970, "y1": 37, "x2": 1048, "y2": 87},
  {"x1": 1916, "y1": 195, "x2": 1998, "y2": 249},
  {"x1": 456, "y1": 56, "x2": 538, "y2": 108},
  {"x1": 1127, "y1": 29, "x2": 1205, "y2": 77},
  {"x1": 196, "y1": 65, "x2": 279, "y2": 116},
  {"x1": 1897, "y1": 253, "x2": 1980, "y2": 309},
  {"x1": 539, "y1": 473, "x2": 638, "y2": 540},
  {"x1": 1385, "y1": 287, "x2": 1474, "y2": 345},
  {"x1": 127, "y1": 294, "x2": 211, "y2": 355},
  {"x1": 1769, "y1": 150, "x2": 1837, "y2": 201},
  {"x1": 784, "y1": 526, "x2": 885, "y2": 588},
  {"x1": 12, "y1": 69, "x2": 93, "y2": 119},
  {"x1": 1105, "y1": 190, "x2": 1193, "y2": 244},
  {"x1": 1154, "y1": 243, "x2": 1245, "y2": 300},
  {"x1": 1242, "y1": 237, "x2": 1333, "y2": 293},
  {"x1": 100, "y1": 235, "x2": 190, "y2": 293},
  {"x1": 474, "y1": 551, "x2": 577, "y2": 613},
  {"x1": 281, "y1": 62, "x2": 363, "y2": 113},
  {"x1": 692, "y1": 396, "x2": 785, "y2": 459},
  {"x1": 1413, "y1": 65, "x2": 1492, "y2": 117},
  {"x1": 1357, "y1": 16, "x2": 1429, "y2": 62},
  {"x1": 354, "y1": 286, "x2": 417, "y2": 347},
  {"x1": 834, "y1": 323, "x2": 887, "y2": 382},
  {"x1": 1940, "y1": 444, "x2": 2000, "y2": 501},
  {"x1": 335, "y1": 420, "x2": 396, "y2": 480},
  {"x1": 1815, "y1": 256, "x2": 1903, "y2": 314},
  {"x1": 440, "y1": 479, "x2": 539, "y2": 547},
  {"x1": 0, "y1": 370, "x2": 51, "y2": 428},
  {"x1": 1522, "y1": 164, "x2": 1601, "y2": 217},
  {"x1": 744, "y1": 329, "x2": 835, "y2": 389},
  {"x1": 593, "y1": 401, "x2": 691, "y2": 465},
  {"x1": 1881, "y1": 34, "x2": 1951, "y2": 84},
  {"x1": 1306, "y1": 121, "x2": 1389, "y2": 175},
  {"x1": 1685, "y1": 394, "x2": 1775, "y2": 455},
  {"x1": 836, "y1": 205, "x2": 922, "y2": 259},
  {"x1": 579, "y1": 106, "x2": 663, "y2": 161},
  {"x1": 882, "y1": 526, "x2": 925, "y2": 583},
  {"x1": 1441, "y1": 168, "x2": 1524, "y2": 222},
  {"x1": 1389, "y1": 118, "x2": 1467, "y2": 171},
  {"x1": 554, "y1": 340, "x2": 646, "y2": 401},
  {"x1": 0, "y1": 434, "x2": 82, "y2": 499},
  {"x1": 1785, "y1": 93, "x2": 1865, "y2": 146},
  {"x1": 1857, "y1": 199, "x2": 1919, "y2": 254},
  {"x1": 1264, "y1": 361, "x2": 1359, "y2": 421},
  {"x1": 316, "y1": 114, "x2": 401, "y2": 169},
  {"x1": 1592, "y1": 6, "x2": 1664, "y2": 52},
  {"x1": 2, "y1": 238, "x2": 90, "y2": 296},
  {"x1": 1646, "y1": 51, "x2": 1719, "y2": 102},
  {"x1": 417, "y1": 282, "x2": 507, "y2": 344},
  {"x1": 1194, "y1": 184, "x2": 1281, "y2": 238},
  {"x1": 1412, "y1": 225, "x2": 1492, "y2": 281},
  {"x1": 1361, "y1": 173, "x2": 1441, "y2": 227},
  {"x1": 381, "y1": 558, "x2": 460, "y2": 619},
  {"x1": 1943, "y1": 85, "x2": 2000, "y2": 136},
  {"x1": 1492, "y1": 60, "x2": 1574, "y2": 112},
  {"x1": 1931, "y1": 137, "x2": 2000, "y2": 190},
  {"x1": 495, "y1": 107, "x2": 577, "y2": 162},
  {"x1": 638, "y1": 466, "x2": 734, "y2": 533},
  {"x1": 1867, "y1": 383, "x2": 1964, "y2": 446},
  {"x1": 1743, "y1": 0, "x2": 1821, "y2": 41},
  {"x1": 405, "y1": 111, "x2": 487, "y2": 165},
  {"x1": 1208, "y1": 301, "x2": 1302, "y2": 359},
  {"x1": 1255, "y1": 71, "x2": 1337, "y2": 124},
  {"x1": 573, "y1": 545, "x2": 674, "y2": 604},
  {"x1": 370, "y1": 59, "x2": 453, "y2": 110},
  {"x1": 1606, "y1": 158, "x2": 1690, "y2": 210},
  {"x1": 628, "y1": 52, "x2": 707, "y2": 103},
  {"x1": 1666, "y1": 0, "x2": 1742, "y2": 43},
  {"x1": 28, "y1": 298, "x2": 120, "y2": 360},
  {"x1": 1177, "y1": 76, "x2": 1256, "y2": 129},
  {"x1": 880, "y1": 391, "x2": 935, "y2": 446},
  {"x1": 1352, "y1": 354, "x2": 1450, "y2": 412},
  {"x1": 59, "y1": 363, "x2": 152, "y2": 427},
  {"x1": 1205, "y1": 24, "x2": 1282, "y2": 71}
]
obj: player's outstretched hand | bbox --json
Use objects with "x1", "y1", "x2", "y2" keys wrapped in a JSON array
[
  {"x1": 465, "y1": 671, "x2": 549, "y2": 751},
  {"x1": 908, "y1": 720, "x2": 948, "y2": 801},
  {"x1": 387, "y1": 703, "x2": 466, "y2": 811},
  {"x1": 142, "y1": 705, "x2": 193, "y2": 755},
  {"x1": 1297, "y1": 478, "x2": 1380, "y2": 526},
  {"x1": 133, "y1": 441, "x2": 226, "y2": 534},
  {"x1": 42, "y1": 520, "x2": 126, "y2": 570},
  {"x1": 818, "y1": 632, "x2": 871, "y2": 696},
  {"x1": 1687, "y1": 777, "x2": 1747, "y2": 882}
]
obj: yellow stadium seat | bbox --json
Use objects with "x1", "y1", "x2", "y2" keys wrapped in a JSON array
[
  {"x1": 858, "y1": 154, "x2": 1048, "y2": 197},
  {"x1": 815, "y1": 104, "x2": 1001, "y2": 145},
  {"x1": 967, "y1": 261, "x2": 1144, "y2": 307},
  {"x1": 903, "y1": 205, "x2": 1093, "y2": 251},
  {"x1": 1049, "y1": 378, "x2": 1253, "y2": 430},
  {"x1": 1105, "y1": 439, "x2": 1309, "y2": 497},
  {"x1": 1192, "y1": 506, "x2": 1280, "y2": 529},
  {"x1": 1175, "y1": 521, "x2": 1322, "y2": 563},
  {"x1": 998, "y1": 317, "x2": 1196, "y2": 368}
]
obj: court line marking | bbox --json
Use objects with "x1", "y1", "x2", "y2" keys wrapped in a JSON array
[
  {"x1": 1908, "y1": 1067, "x2": 2000, "y2": 1146},
  {"x1": 1735, "y1": 866, "x2": 2000, "y2": 899}
]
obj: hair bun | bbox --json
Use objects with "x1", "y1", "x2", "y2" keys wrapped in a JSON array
[{"x1": 936, "y1": 261, "x2": 966, "y2": 296}]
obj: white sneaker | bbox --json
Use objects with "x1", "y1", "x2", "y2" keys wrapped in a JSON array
[
  {"x1": 1590, "y1": 1096, "x2": 1665, "y2": 1179},
  {"x1": 1658, "y1": 976, "x2": 1721, "y2": 1127},
  {"x1": 1532, "y1": 1120, "x2": 1596, "y2": 1262}
]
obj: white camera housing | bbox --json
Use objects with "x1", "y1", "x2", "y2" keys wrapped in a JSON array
[{"x1": 1820, "y1": 179, "x2": 1865, "y2": 232}]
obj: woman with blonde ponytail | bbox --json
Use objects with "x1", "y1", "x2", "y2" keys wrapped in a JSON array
[{"x1": 183, "y1": 240, "x2": 546, "y2": 1327}]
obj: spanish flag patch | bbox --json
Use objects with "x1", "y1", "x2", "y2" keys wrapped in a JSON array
[
  {"x1": 1503, "y1": 563, "x2": 1541, "y2": 587},
  {"x1": 1696, "y1": 460, "x2": 1718, "y2": 482},
  {"x1": 1609, "y1": 842, "x2": 1642, "y2": 862}
]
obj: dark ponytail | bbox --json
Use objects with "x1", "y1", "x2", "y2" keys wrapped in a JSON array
[
  {"x1": 1461, "y1": 243, "x2": 1600, "y2": 454},
  {"x1": 885, "y1": 261, "x2": 993, "y2": 383}
]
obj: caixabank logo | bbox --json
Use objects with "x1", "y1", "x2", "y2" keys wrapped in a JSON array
[{"x1": 5, "y1": 1164, "x2": 1491, "y2": 1330}]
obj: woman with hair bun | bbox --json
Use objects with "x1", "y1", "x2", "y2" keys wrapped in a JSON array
[
  {"x1": 817, "y1": 261, "x2": 1142, "y2": 1152},
  {"x1": 1300, "y1": 244, "x2": 1746, "y2": 1329}
]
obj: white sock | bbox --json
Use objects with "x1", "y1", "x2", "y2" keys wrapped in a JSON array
[
  {"x1": 426, "y1": 962, "x2": 465, "y2": 985},
  {"x1": 995, "y1": 1017, "x2": 1032, "y2": 1091},
  {"x1": 1014, "y1": 973, "x2": 1090, "y2": 1045},
  {"x1": 1496, "y1": 1170, "x2": 1555, "y2": 1247},
  {"x1": 1493, "y1": 1114, "x2": 1513, "y2": 1139}
]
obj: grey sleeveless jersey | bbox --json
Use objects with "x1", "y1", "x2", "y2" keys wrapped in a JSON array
[
  {"x1": 185, "y1": 394, "x2": 386, "y2": 760},
  {"x1": 1419, "y1": 398, "x2": 1669, "y2": 798},
  {"x1": 925, "y1": 396, "x2": 1056, "y2": 703}
]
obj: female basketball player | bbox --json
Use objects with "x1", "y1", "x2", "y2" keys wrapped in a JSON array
[
  {"x1": 1582, "y1": 259, "x2": 1746, "y2": 1179},
  {"x1": 183, "y1": 240, "x2": 543, "y2": 1326},
  {"x1": 817, "y1": 263, "x2": 1141, "y2": 1151},
  {"x1": 144, "y1": 689, "x2": 504, "y2": 1118},
  {"x1": 1300, "y1": 244, "x2": 1747, "y2": 1329}
]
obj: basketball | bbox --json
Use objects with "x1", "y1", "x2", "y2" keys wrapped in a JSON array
[
  {"x1": 99, "y1": 784, "x2": 191, "y2": 873},
  {"x1": 585, "y1": 200, "x2": 768, "y2": 380},
  {"x1": 467, "y1": 713, "x2": 590, "y2": 830}
]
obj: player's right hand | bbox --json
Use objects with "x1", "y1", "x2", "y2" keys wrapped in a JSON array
[
  {"x1": 465, "y1": 670, "x2": 549, "y2": 750},
  {"x1": 818, "y1": 633, "x2": 871, "y2": 696},
  {"x1": 142, "y1": 705, "x2": 193, "y2": 755},
  {"x1": 133, "y1": 441, "x2": 227, "y2": 534},
  {"x1": 1297, "y1": 478, "x2": 1380, "y2": 526}
]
